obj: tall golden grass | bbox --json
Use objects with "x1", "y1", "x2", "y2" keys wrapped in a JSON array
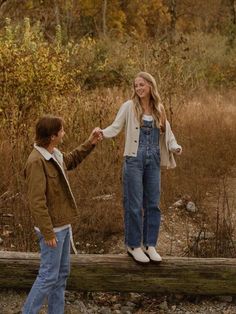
[
  {"x1": 0, "y1": 20, "x2": 236, "y2": 254},
  {"x1": 1, "y1": 88, "x2": 235, "y2": 254}
]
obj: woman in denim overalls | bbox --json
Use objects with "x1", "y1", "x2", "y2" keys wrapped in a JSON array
[{"x1": 102, "y1": 72, "x2": 182, "y2": 264}]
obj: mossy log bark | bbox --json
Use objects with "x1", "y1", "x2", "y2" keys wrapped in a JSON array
[{"x1": 1, "y1": 251, "x2": 236, "y2": 295}]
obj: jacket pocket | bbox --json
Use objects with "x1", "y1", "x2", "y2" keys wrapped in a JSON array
[
  {"x1": 45, "y1": 168, "x2": 60, "y2": 198},
  {"x1": 46, "y1": 168, "x2": 59, "y2": 178}
]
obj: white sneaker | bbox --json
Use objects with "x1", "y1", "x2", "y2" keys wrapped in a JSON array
[
  {"x1": 127, "y1": 247, "x2": 150, "y2": 264},
  {"x1": 143, "y1": 246, "x2": 162, "y2": 263}
]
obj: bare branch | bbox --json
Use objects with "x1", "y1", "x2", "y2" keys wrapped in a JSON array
[
  {"x1": 0, "y1": 0, "x2": 8, "y2": 8},
  {"x1": 102, "y1": 0, "x2": 107, "y2": 36}
]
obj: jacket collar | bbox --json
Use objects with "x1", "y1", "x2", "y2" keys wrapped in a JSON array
[
  {"x1": 34, "y1": 144, "x2": 63, "y2": 166},
  {"x1": 34, "y1": 144, "x2": 52, "y2": 160}
]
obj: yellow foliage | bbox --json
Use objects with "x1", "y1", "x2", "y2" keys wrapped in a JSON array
[{"x1": 0, "y1": 18, "x2": 236, "y2": 251}]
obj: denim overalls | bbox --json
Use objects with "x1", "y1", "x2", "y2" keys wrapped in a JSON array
[{"x1": 123, "y1": 118, "x2": 161, "y2": 248}]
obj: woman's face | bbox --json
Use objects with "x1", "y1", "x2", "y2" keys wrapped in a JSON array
[{"x1": 134, "y1": 77, "x2": 151, "y2": 99}]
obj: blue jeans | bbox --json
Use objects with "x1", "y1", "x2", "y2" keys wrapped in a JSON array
[
  {"x1": 123, "y1": 120, "x2": 161, "y2": 248},
  {"x1": 22, "y1": 227, "x2": 70, "y2": 314}
]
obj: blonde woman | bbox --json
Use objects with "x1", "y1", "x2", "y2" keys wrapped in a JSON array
[{"x1": 102, "y1": 72, "x2": 182, "y2": 264}]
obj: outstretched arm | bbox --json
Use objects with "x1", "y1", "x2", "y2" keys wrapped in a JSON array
[
  {"x1": 63, "y1": 127, "x2": 103, "y2": 170},
  {"x1": 102, "y1": 101, "x2": 129, "y2": 138}
]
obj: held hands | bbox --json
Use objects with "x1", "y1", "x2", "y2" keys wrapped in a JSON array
[{"x1": 89, "y1": 127, "x2": 103, "y2": 145}]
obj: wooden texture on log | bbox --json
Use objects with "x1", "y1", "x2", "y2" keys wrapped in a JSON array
[{"x1": 0, "y1": 251, "x2": 236, "y2": 295}]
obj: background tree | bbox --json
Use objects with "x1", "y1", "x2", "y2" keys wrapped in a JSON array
[{"x1": 230, "y1": 0, "x2": 236, "y2": 24}]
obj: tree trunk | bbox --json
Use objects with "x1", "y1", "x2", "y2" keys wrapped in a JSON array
[
  {"x1": 169, "y1": 0, "x2": 177, "y2": 43},
  {"x1": 230, "y1": 0, "x2": 236, "y2": 24},
  {"x1": 1, "y1": 251, "x2": 236, "y2": 295},
  {"x1": 54, "y1": 0, "x2": 61, "y2": 26},
  {"x1": 102, "y1": 0, "x2": 107, "y2": 36}
]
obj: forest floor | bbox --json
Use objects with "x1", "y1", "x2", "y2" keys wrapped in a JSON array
[
  {"x1": 1, "y1": 206, "x2": 236, "y2": 313},
  {"x1": 1, "y1": 171, "x2": 236, "y2": 313}
]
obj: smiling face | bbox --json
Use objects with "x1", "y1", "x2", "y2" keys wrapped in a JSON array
[{"x1": 134, "y1": 76, "x2": 151, "y2": 100}]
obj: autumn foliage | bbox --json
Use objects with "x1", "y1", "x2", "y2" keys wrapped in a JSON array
[{"x1": 0, "y1": 5, "x2": 235, "y2": 254}]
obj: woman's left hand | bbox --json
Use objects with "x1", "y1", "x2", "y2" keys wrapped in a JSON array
[{"x1": 175, "y1": 147, "x2": 182, "y2": 155}]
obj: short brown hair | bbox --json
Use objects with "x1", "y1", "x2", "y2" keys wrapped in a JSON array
[{"x1": 35, "y1": 115, "x2": 63, "y2": 147}]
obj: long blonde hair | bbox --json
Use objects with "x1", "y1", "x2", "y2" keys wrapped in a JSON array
[{"x1": 131, "y1": 72, "x2": 166, "y2": 132}]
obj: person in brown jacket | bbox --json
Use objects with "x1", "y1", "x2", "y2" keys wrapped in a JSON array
[{"x1": 22, "y1": 114, "x2": 102, "y2": 314}]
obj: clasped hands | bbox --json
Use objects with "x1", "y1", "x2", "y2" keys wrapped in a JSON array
[{"x1": 88, "y1": 127, "x2": 103, "y2": 145}]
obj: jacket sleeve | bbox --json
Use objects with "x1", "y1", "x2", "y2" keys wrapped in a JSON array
[
  {"x1": 25, "y1": 159, "x2": 55, "y2": 241},
  {"x1": 102, "y1": 101, "x2": 128, "y2": 138},
  {"x1": 63, "y1": 139, "x2": 95, "y2": 170}
]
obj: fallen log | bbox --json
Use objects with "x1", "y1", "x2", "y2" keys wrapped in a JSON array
[{"x1": 0, "y1": 251, "x2": 236, "y2": 295}]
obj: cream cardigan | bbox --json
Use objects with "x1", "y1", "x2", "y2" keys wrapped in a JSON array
[{"x1": 102, "y1": 100, "x2": 182, "y2": 169}]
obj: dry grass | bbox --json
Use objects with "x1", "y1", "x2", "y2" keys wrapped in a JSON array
[
  {"x1": 166, "y1": 90, "x2": 236, "y2": 257},
  {"x1": 163, "y1": 89, "x2": 236, "y2": 202},
  {"x1": 0, "y1": 89, "x2": 236, "y2": 254}
]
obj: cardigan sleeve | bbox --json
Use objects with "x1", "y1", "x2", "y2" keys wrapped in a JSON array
[
  {"x1": 102, "y1": 101, "x2": 129, "y2": 138},
  {"x1": 160, "y1": 120, "x2": 182, "y2": 169},
  {"x1": 165, "y1": 120, "x2": 182, "y2": 153}
]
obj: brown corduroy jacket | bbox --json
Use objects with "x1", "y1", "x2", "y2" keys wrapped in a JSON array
[{"x1": 24, "y1": 140, "x2": 94, "y2": 240}]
